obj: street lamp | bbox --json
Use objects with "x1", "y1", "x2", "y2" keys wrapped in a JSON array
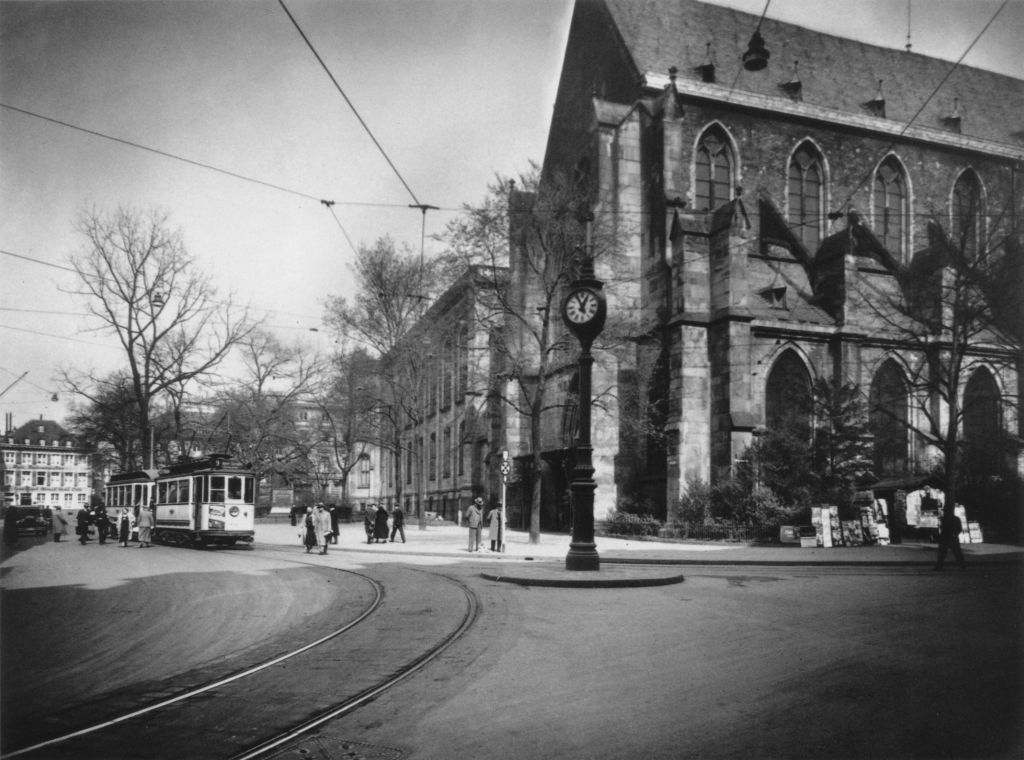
[{"x1": 560, "y1": 215, "x2": 606, "y2": 571}]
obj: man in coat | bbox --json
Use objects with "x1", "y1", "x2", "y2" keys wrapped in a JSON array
[
  {"x1": 51, "y1": 506, "x2": 69, "y2": 542},
  {"x1": 465, "y1": 498, "x2": 483, "y2": 552},
  {"x1": 389, "y1": 505, "x2": 406, "y2": 543},
  {"x1": 934, "y1": 510, "x2": 966, "y2": 571},
  {"x1": 314, "y1": 503, "x2": 333, "y2": 555}
]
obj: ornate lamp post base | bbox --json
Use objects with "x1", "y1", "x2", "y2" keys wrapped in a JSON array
[{"x1": 566, "y1": 542, "x2": 600, "y2": 571}]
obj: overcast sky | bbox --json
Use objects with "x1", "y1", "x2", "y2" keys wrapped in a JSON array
[{"x1": 2, "y1": 0, "x2": 1021, "y2": 425}]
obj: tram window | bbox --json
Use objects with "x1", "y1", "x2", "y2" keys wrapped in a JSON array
[
  {"x1": 210, "y1": 475, "x2": 225, "y2": 502},
  {"x1": 244, "y1": 477, "x2": 254, "y2": 504},
  {"x1": 157, "y1": 482, "x2": 167, "y2": 504},
  {"x1": 200, "y1": 477, "x2": 208, "y2": 502},
  {"x1": 168, "y1": 481, "x2": 178, "y2": 503},
  {"x1": 227, "y1": 477, "x2": 242, "y2": 500},
  {"x1": 179, "y1": 479, "x2": 190, "y2": 503},
  {"x1": 132, "y1": 485, "x2": 140, "y2": 505}
]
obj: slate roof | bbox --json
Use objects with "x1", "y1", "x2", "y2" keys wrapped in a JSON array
[
  {"x1": 5, "y1": 418, "x2": 79, "y2": 447},
  {"x1": 601, "y1": 0, "x2": 1024, "y2": 147}
]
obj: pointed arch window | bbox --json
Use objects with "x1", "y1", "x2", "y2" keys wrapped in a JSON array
[
  {"x1": 765, "y1": 351, "x2": 812, "y2": 442},
  {"x1": 952, "y1": 170, "x2": 983, "y2": 258},
  {"x1": 963, "y1": 367, "x2": 1002, "y2": 476},
  {"x1": 695, "y1": 126, "x2": 734, "y2": 213},
  {"x1": 788, "y1": 143, "x2": 823, "y2": 251},
  {"x1": 869, "y1": 360, "x2": 908, "y2": 477},
  {"x1": 874, "y1": 157, "x2": 907, "y2": 257}
]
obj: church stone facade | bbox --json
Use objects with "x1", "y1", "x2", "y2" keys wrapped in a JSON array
[{"x1": 535, "y1": 0, "x2": 1023, "y2": 524}]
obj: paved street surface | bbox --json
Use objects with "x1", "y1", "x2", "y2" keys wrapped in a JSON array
[{"x1": 2, "y1": 521, "x2": 1022, "y2": 759}]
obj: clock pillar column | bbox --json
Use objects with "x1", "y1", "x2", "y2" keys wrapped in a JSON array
[
  {"x1": 566, "y1": 334, "x2": 600, "y2": 571},
  {"x1": 562, "y1": 221, "x2": 605, "y2": 572}
]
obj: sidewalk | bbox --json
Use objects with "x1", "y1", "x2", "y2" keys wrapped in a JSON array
[{"x1": 258, "y1": 519, "x2": 1024, "y2": 567}]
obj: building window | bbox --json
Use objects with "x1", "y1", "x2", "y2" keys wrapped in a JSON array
[
  {"x1": 443, "y1": 426, "x2": 451, "y2": 478},
  {"x1": 357, "y1": 455, "x2": 371, "y2": 489},
  {"x1": 870, "y1": 360, "x2": 908, "y2": 477},
  {"x1": 405, "y1": 443, "x2": 413, "y2": 485},
  {"x1": 3, "y1": 451, "x2": 14, "y2": 465},
  {"x1": 458, "y1": 420, "x2": 466, "y2": 476},
  {"x1": 952, "y1": 170, "x2": 983, "y2": 258},
  {"x1": 788, "y1": 143, "x2": 823, "y2": 251},
  {"x1": 873, "y1": 156, "x2": 908, "y2": 257},
  {"x1": 962, "y1": 367, "x2": 1002, "y2": 477},
  {"x1": 695, "y1": 125, "x2": 734, "y2": 213},
  {"x1": 765, "y1": 350, "x2": 812, "y2": 442},
  {"x1": 457, "y1": 322, "x2": 469, "y2": 398},
  {"x1": 35, "y1": 472, "x2": 46, "y2": 486},
  {"x1": 429, "y1": 433, "x2": 437, "y2": 481}
]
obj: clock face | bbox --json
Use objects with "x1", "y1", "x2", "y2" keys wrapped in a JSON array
[{"x1": 565, "y1": 289, "x2": 599, "y2": 324}]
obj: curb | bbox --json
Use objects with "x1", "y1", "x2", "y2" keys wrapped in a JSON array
[{"x1": 480, "y1": 570, "x2": 687, "y2": 588}]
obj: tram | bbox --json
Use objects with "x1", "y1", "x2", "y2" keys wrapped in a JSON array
[{"x1": 104, "y1": 454, "x2": 256, "y2": 548}]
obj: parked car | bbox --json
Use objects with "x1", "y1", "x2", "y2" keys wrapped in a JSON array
[{"x1": 16, "y1": 506, "x2": 51, "y2": 536}]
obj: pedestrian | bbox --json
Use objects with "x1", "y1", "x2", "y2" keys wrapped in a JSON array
[
  {"x1": 118, "y1": 507, "x2": 132, "y2": 547},
  {"x1": 136, "y1": 505, "x2": 154, "y2": 547},
  {"x1": 934, "y1": 510, "x2": 966, "y2": 571},
  {"x1": 314, "y1": 504, "x2": 333, "y2": 555},
  {"x1": 373, "y1": 502, "x2": 390, "y2": 543},
  {"x1": 465, "y1": 498, "x2": 483, "y2": 552},
  {"x1": 487, "y1": 503, "x2": 503, "y2": 552},
  {"x1": 328, "y1": 504, "x2": 339, "y2": 544},
  {"x1": 51, "y1": 506, "x2": 69, "y2": 542},
  {"x1": 364, "y1": 505, "x2": 376, "y2": 545},
  {"x1": 76, "y1": 506, "x2": 91, "y2": 545},
  {"x1": 301, "y1": 507, "x2": 317, "y2": 553},
  {"x1": 3, "y1": 506, "x2": 19, "y2": 547},
  {"x1": 94, "y1": 507, "x2": 110, "y2": 545},
  {"x1": 389, "y1": 505, "x2": 406, "y2": 543}
]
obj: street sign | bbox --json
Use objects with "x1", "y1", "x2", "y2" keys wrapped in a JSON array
[{"x1": 500, "y1": 461, "x2": 511, "y2": 475}]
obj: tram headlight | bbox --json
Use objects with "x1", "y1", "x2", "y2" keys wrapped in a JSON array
[
  {"x1": 229, "y1": 506, "x2": 239, "y2": 517},
  {"x1": 209, "y1": 519, "x2": 225, "y2": 531}
]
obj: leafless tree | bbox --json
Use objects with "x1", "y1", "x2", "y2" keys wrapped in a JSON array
[
  {"x1": 857, "y1": 206, "x2": 1022, "y2": 518},
  {"x1": 63, "y1": 207, "x2": 257, "y2": 468},
  {"x1": 438, "y1": 166, "x2": 636, "y2": 542}
]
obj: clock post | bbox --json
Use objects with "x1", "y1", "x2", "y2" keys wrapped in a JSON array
[{"x1": 561, "y1": 231, "x2": 606, "y2": 572}]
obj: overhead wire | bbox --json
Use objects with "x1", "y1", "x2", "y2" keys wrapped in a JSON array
[
  {"x1": 276, "y1": 0, "x2": 424, "y2": 209},
  {"x1": 0, "y1": 249, "x2": 322, "y2": 324}
]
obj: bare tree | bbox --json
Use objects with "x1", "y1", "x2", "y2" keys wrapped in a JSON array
[
  {"x1": 63, "y1": 207, "x2": 257, "y2": 468},
  {"x1": 324, "y1": 237, "x2": 435, "y2": 520},
  {"x1": 438, "y1": 166, "x2": 633, "y2": 543},
  {"x1": 858, "y1": 208, "x2": 1022, "y2": 520},
  {"x1": 198, "y1": 329, "x2": 324, "y2": 481}
]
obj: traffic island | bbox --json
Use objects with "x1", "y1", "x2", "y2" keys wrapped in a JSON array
[{"x1": 481, "y1": 564, "x2": 685, "y2": 588}]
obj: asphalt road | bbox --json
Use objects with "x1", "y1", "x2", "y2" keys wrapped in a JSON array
[{"x1": 2, "y1": 532, "x2": 1022, "y2": 760}]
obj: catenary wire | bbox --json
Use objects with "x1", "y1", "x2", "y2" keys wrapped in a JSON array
[{"x1": 276, "y1": 0, "x2": 424, "y2": 209}]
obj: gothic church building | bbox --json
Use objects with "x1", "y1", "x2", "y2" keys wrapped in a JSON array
[{"x1": 534, "y1": 0, "x2": 1023, "y2": 526}]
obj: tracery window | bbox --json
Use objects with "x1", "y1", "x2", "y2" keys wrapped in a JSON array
[
  {"x1": 874, "y1": 157, "x2": 908, "y2": 257},
  {"x1": 695, "y1": 126, "x2": 734, "y2": 213},
  {"x1": 963, "y1": 367, "x2": 1001, "y2": 476},
  {"x1": 765, "y1": 351, "x2": 812, "y2": 442},
  {"x1": 952, "y1": 170, "x2": 983, "y2": 258},
  {"x1": 788, "y1": 143, "x2": 823, "y2": 251},
  {"x1": 869, "y1": 360, "x2": 908, "y2": 477}
]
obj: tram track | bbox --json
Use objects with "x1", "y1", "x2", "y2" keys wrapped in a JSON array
[{"x1": 5, "y1": 550, "x2": 481, "y2": 760}]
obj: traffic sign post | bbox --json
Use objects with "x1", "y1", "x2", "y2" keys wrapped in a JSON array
[{"x1": 498, "y1": 451, "x2": 510, "y2": 552}]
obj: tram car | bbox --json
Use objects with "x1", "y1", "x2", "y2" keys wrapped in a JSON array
[
  {"x1": 105, "y1": 454, "x2": 256, "y2": 548},
  {"x1": 105, "y1": 469, "x2": 158, "y2": 514}
]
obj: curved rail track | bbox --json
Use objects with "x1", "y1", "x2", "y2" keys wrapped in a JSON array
[{"x1": 5, "y1": 552, "x2": 481, "y2": 759}]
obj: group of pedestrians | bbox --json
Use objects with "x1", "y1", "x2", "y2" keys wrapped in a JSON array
[
  {"x1": 464, "y1": 497, "x2": 504, "y2": 552},
  {"x1": 301, "y1": 503, "x2": 334, "y2": 554},
  {"x1": 72, "y1": 504, "x2": 153, "y2": 547},
  {"x1": 363, "y1": 503, "x2": 405, "y2": 544}
]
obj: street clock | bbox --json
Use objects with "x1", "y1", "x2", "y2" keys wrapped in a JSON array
[{"x1": 561, "y1": 284, "x2": 606, "y2": 342}]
